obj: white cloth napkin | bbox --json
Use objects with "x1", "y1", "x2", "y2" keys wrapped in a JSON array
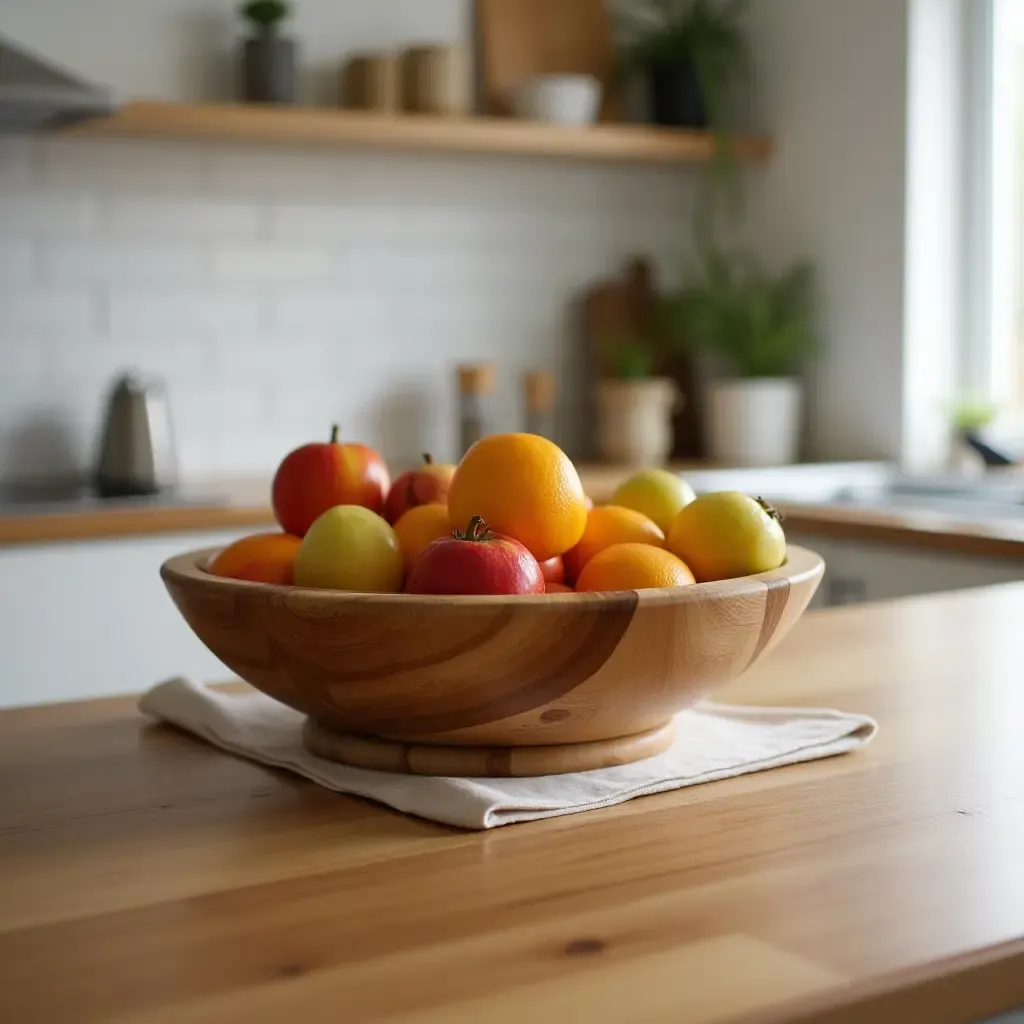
[{"x1": 139, "y1": 677, "x2": 878, "y2": 830}]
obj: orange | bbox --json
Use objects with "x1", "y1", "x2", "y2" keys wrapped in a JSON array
[
  {"x1": 563, "y1": 504, "x2": 665, "y2": 584},
  {"x1": 208, "y1": 531, "x2": 301, "y2": 585},
  {"x1": 545, "y1": 581, "x2": 575, "y2": 594},
  {"x1": 575, "y1": 543, "x2": 695, "y2": 592},
  {"x1": 394, "y1": 503, "x2": 453, "y2": 574},
  {"x1": 667, "y1": 491, "x2": 786, "y2": 582},
  {"x1": 447, "y1": 433, "x2": 587, "y2": 561}
]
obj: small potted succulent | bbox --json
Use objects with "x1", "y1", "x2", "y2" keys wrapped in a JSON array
[
  {"x1": 667, "y1": 250, "x2": 817, "y2": 466},
  {"x1": 595, "y1": 330, "x2": 682, "y2": 466},
  {"x1": 239, "y1": 0, "x2": 297, "y2": 104},
  {"x1": 615, "y1": 0, "x2": 751, "y2": 130}
]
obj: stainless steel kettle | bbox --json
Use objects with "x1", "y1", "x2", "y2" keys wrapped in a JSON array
[{"x1": 94, "y1": 372, "x2": 177, "y2": 497}]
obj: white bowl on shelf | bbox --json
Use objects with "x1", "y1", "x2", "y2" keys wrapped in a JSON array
[{"x1": 509, "y1": 74, "x2": 602, "y2": 126}]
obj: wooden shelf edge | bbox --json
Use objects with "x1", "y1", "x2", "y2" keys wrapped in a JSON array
[{"x1": 64, "y1": 100, "x2": 774, "y2": 165}]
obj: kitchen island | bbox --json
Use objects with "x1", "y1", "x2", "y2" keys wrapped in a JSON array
[{"x1": 2, "y1": 585, "x2": 1024, "y2": 1022}]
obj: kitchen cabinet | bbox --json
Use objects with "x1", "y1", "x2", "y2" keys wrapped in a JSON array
[
  {"x1": 0, "y1": 531, "x2": 238, "y2": 709},
  {"x1": 790, "y1": 532, "x2": 1024, "y2": 608}
]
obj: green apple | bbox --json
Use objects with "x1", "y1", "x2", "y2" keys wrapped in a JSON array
[
  {"x1": 293, "y1": 505, "x2": 403, "y2": 593},
  {"x1": 612, "y1": 469, "x2": 697, "y2": 534}
]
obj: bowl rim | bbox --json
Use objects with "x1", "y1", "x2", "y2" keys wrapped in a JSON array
[{"x1": 160, "y1": 544, "x2": 824, "y2": 608}]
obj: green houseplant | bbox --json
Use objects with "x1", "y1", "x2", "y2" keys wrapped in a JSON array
[
  {"x1": 667, "y1": 250, "x2": 817, "y2": 465},
  {"x1": 239, "y1": 0, "x2": 297, "y2": 104},
  {"x1": 596, "y1": 329, "x2": 682, "y2": 465},
  {"x1": 616, "y1": 0, "x2": 751, "y2": 131}
]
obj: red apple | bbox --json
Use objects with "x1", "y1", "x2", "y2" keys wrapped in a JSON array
[
  {"x1": 405, "y1": 515, "x2": 544, "y2": 595},
  {"x1": 272, "y1": 425, "x2": 390, "y2": 537},
  {"x1": 383, "y1": 452, "x2": 456, "y2": 525},
  {"x1": 538, "y1": 555, "x2": 565, "y2": 586}
]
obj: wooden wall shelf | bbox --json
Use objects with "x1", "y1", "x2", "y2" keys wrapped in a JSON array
[{"x1": 65, "y1": 101, "x2": 773, "y2": 166}]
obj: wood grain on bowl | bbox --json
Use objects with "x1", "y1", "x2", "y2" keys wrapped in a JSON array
[
  {"x1": 160, "y1": 546, "x2": 823, "y2": 775},
  {"x1": 303, "y1": 717, "x2": 676, "y2": 776}
]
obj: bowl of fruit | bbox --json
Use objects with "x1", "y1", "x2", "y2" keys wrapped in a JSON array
[{"x1": 161, "y1": 429, "x2": 824, "y2": 777}]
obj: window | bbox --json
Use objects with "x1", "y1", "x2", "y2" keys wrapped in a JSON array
[{"x1": 978, "y1": 0, "x2": 1023, "y2": 419}]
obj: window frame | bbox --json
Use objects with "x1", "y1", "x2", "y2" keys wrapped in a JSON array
[{"x1": 964, "y1": 0, "x2": 1021, "y2": 417}]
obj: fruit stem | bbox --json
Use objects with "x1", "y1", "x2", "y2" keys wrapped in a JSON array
[
  {"x1": 422, "y1": 452, "x2": 433, "y2": 465},
  {"x1": 756, "y1": 496, "x2": 784, "y2": 523},
  {"x1": 453, "y1": 515, "x2": 492, "y2": 542},
  {"x1": 330, "y1": 424, "x2": 340, "y2": 444}
]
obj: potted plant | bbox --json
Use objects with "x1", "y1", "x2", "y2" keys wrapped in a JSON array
[
  {"x1": 946, "y1": 398, "x2": 1005, "y2": 475},
  {"x1": 615, "y1": 0, "x2": 751, "y2": 130},
  {"x1": 239, "y1": 0, "x2": 297, "y2": 104},
  {"x1": 668, "y1": 250, "x2": 817, "y2": 466},
  {"x1": 595, "y1": 330, "x2": 682, "y2": 466}
]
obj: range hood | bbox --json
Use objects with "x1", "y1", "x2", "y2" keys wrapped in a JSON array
[{"x1": 0, "y1": 36, "x2": 115, "y2": 133}]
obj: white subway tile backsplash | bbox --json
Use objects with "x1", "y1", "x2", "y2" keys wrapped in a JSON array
[
  {"x1": 0, "y1": 333, "x2": 46, "y2": 379},
  {"x1": 40, "y1": 242, "x2": 210, "y2": 285},
  {"x1": 270, "y1": 287, "x2": 388, "y2": 331},
  {"x1": 107, "y1": 288, "x2": 263, "y2": 333},
  {"x1": 100, "y1": 197, "x2": 264, "y2": 239},
  {"x1": 177, "y1": 383, "x2": 275, "y2": 437},
  {"x1": 0, "y1": 193, "x2": 94, "y2": 238},
  {"x1": 0, "y1": 243, "x2": 38, "y2": 285},
  {"x1": 212, "y1": 335, "x2": 341, "y2": 379},
  {"x1": 211, "y1": 244, "x2": 340, "y2": 284},
  {"x1": 0, "y1": 287, "x2": 97, "y2": 332},
  {"x1": 46, "y1": 333, "x2": 215, "y2": 388},
  {"x1": 206, "y1": 146, "x2": 355, "y2": 198},
  {"x1": 39, "y1": 138, "x2": 206, "y2": 193},
  {"x1": 269, "y1": 202, "x2": 382, "y2": 239},
  {"x1": 0, "y1": 134, "x2": 693, "y2": 479}
]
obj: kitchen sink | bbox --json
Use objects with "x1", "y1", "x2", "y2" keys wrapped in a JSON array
[
  {"x1": 826, "y1": 476, "x2": 1024, "y2": 520},
  {"x1": 680, "y1": 462, "x2": 1024, "y2": 523}
]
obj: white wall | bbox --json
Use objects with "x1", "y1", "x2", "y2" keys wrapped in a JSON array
[
  {"x1": 0, "y1": 0, "x2": 696, "y2": 480},
  {"x1": 0, "y1": 0, "x2": 974, "y2": 472},
  {"x1": 0, "y1": 0, "x2": 469, "y2": 106},
  {"x1": 742, "y1": 0, "x2": 911, "y2": 461}
]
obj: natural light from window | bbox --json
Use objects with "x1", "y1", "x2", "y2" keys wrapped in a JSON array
[{"x1": 991, "y1": 0, "x2": 1024, "y2": 415}]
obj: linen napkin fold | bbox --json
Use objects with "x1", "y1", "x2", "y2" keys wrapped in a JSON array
[{"x1": 139, "y1": 677, "x2": 877, "y2": 830}]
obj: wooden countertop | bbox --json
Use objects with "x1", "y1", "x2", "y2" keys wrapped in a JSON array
[
  {"x1": 3, "y1": 465, "x2": 1024, "y2": 561},
  {"x1": 3, "y1": 585, "x2": 1024, "y2": 1022}
]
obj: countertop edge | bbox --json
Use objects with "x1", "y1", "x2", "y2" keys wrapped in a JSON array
[
  {"x1": 754, "y1": 934, "x2": 1024, "y2": 1024},
  {"x1": 2, "y1": 467, "x2": 1024, "y2": 561}
]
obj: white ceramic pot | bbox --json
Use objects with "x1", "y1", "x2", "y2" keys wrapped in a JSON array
[
  {"x1": 509, "y1": 74, "x2": 601, "y2": 125},
  {"x1": 596, "y1": 377, "x2": 680, "y2": 466},
  {"x1": 706, "y1": 377, "x2": 803, "y2": 466}
]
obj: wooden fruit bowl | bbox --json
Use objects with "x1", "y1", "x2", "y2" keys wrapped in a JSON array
[{"x1": 161, "y1": 546, "x2": 824, "y2": 777}]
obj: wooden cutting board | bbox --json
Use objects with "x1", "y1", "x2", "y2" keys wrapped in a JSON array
[
  {"x1": 579, "y1": 257, "x2": 704, "y2": 459},
  {"x1": 475, "y1": 0, "x2": 621, "y2": 120}
]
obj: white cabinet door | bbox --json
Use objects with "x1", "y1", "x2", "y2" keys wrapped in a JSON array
[
  {"x1": 788, "y1": 531, "x2": 1024, "y2": 607},
  {"x1": 0, "y1": 532, "x2": 240, "y2": 709}
]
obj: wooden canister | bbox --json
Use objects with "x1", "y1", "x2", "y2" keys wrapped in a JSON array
[
  {"x1": 401, "y1": 44, "x2": 471, "y2": 115},
  {"x1": 340, "y1": 53, "x2": 399, "y2": 112}
]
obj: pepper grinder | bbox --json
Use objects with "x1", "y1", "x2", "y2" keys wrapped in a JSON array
[
  {"x1": 456, "y1": 363, "x2": 494, "y2": 456},
  {"x1": 523, "y1": 369, "x2": 556, "y2": 439}
]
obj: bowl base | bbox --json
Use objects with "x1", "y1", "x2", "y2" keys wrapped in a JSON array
[{"x1": 302, "y1": 718, "x2": 676, "y2": 778}]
